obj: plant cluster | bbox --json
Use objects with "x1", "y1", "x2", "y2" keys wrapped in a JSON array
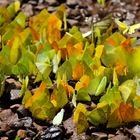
[{"x1": 1, "y1": 1, "x2": 140, "y2": 134}]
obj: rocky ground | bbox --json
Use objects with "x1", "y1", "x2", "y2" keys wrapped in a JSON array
[{"x1": 0, "y1": 0, "x2": 140, "y2": 140}]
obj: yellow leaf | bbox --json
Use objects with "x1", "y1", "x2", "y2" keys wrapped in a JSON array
[
  {"x1": 14, "y1": 1, "x2": 20, "y2": 13},
  {"x1": 115, "y1": 19, "x2": 140, "y2": 34},
  {"x1": 75, "y1": 75, "x2": 90, "y2": 91},
  {"x1": 113, "y1": 68, "x2": 118, "y2": 86},
  {"x1": 95, "y1": 45, "x2": 104, "y2": 59},
  {"x1": 129, "y1": 23, "x2": 140, "y2": 34},
  {"x1": 115, "y1": 19, "x2": 129, "y2": 34}
]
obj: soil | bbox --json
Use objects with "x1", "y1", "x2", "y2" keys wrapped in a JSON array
[{"x1": 0, "y1": 0, "x2": 140, "y2": 140}]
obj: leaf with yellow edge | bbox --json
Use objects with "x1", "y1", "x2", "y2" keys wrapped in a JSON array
[
  {"x1": 75, "y1": 75, "x2": 90, "y2": 91},
  {"x1": 74, "y1": 103, "x2": 88, "y2": 134},
  {"x1": 107, "y1": 102, "x2": 140, "y2": 128},
  {"x1": 23, "y1": 82, "x2": 56, "y2": 120},
  {"x1": 74, "y1": 103, "x2": 87, "y2": 123},
  {"x1": 87, "y1": 102, "x2": 109, "y2": 126}
]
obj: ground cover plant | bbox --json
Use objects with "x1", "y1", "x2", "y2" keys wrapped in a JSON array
[{"x1": 1, "y1": 1, "x2": 140, "y2": 139}]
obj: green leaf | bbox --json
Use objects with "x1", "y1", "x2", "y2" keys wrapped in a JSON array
[
  {"x1": 57, "y1": 85, "x2": 68, "y2": 108},
  {"x1": 100, "y1": 86, "x2": 122, "y2": 105},
  {"x1": 76, "y1": 88, "x2": 91, "y2": 102},
  {"x1": 95, "y1": 76, "x2": 107, "y2": 96},
  {"x1": 9, "y1": 37, "x2": 21, "y2": 65},
  {"x1": 87, "y1": 102, "x2": 109, "y2": 125},
  {"x1": 57, "y1": 60, "x2": 72, "y2": 80},
  {"x1": 15, "y1": 12, "x2": 26, "y2": 28},
  {"x1": 31, "y1": 100, "x2": 56, "y2": 120},
  {"x1": 88, "y1": 76, "x2": 102, "y2": 95},
  {"x1": 15, "y1": 135, "x2": 20, "y2": 140}
]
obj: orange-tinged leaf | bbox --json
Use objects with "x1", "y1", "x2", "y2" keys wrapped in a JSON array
[
  {"x1": 32, "y1": 82, "x2": 47, "y2": 101},
  {"x1": 52, "y1": 41, "x2": 59, "y2": 52},
  {"x1": 60, "y1": 81, "x2": 74, "y2": 97},
  {"x1": 121, "y1": 38, "x2": 135, "y2": 53},
  {"x1": 72, "y1": 63, "x2": 84, "y2": 81},
  {"x1": 107, "y1": 102, "x2": 140, "y2": 127},
  {"x1": 35, "y1": 44, "x2": 44, "y2": 59},
  {"x1": 115, "y1": 62, "x2": 128, "y2": 76},
  {"x1": 30, "y1": 27, "x2": 40, "y2": 42},
  {"x1": 25, "y1": 82, "x2": 47, "y2": 108},
  {"x1": 75, "y1": 75, "x2": 90, "y2": 91},
  {"x1": 67, "y1": 42, "x2": 83, "y2": 58},
  {"x1": 106, "y1": 38, "x2": 116, "y2": 47},
  {"x1": 46, "y1": 14, "x2": 62, "y2": 44}
]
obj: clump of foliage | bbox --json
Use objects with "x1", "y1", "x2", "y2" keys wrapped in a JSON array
[{"x1": 1, "y1": 1, "x2": 140, "y2": 134}]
